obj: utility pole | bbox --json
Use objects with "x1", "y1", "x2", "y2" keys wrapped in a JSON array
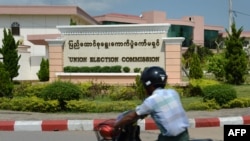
[{"x1": 229, "y1": 0, "x2": 233, "y2": 34}]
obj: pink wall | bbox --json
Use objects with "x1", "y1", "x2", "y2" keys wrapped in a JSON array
[
  {"x1": 46, "y1": 37, "x2": 186, "y2": 86},
  {"x1": 94, "y1": 11, "x2": 225, "y2": 46}
]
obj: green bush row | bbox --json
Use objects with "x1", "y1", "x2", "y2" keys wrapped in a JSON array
[
  {"x1": 64, "y1": 65, "x2": 141, "y2": 73},
  {"x1": 0, "y1": 97, "x2": 60, "y2": 112},
  {"x1": 66, "y1": 100, "x2": 139, "y2": 113},
  {"x1": 186, "y1": 97, "x2": 250, "y2": 111},
  {"x1": 2, "y1": 78, "x2": 247, "y2": 113},
  {"x1": 1, "y1": 96, "x2": 249, "y2": 113},
  {"x1": 0, "y1": 97, "x2": 139, "y2": 113},
  {"x1": 13, "y1": 81, "x2": 139, "y2": 101}
]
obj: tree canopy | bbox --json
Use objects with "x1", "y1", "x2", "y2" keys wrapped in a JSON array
[
  {"x1": 0, "y1": 28, "x2": 21, "y2": 81},
  {"x1": 224, "y1": 23, "x2": 248, "y2": 84}
]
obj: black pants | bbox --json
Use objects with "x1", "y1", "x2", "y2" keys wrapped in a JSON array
[{"x1": 157, "y1": 129, "x2": 189, "y2": 141}]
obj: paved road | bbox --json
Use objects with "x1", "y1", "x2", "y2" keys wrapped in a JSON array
[
  {"x1": 0, "y1": 129, "x2": 221, "y2": 141},
  {"x1": 1, "y1": 107, "x2": 250, "y2": 141}
]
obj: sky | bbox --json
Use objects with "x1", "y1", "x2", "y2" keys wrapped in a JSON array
[{"x1": 0, "y1": 0, "x2": 250, "y2": 31}]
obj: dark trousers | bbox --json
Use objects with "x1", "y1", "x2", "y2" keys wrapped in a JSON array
[{"x1": 157, "y1": 129, "x2": 189, "y2": 141}]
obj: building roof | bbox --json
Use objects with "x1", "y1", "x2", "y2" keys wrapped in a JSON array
[
  {"x1": 94, "y1": 13, "x2": 147, "y2": 24},
  {"x1": 94, "y1": 11, "x2": 225, "y2": 32},
  {"x1": 94, "y1": 11, "x2": 250, "y2": 38},
  {"x1": 0, "y1": 5, "x2": 100, "y2": 45},
  {"x1": 27, "y1": 34, "x2": 60, "y2": 45},
  {"x1": 0, "y1": 5, "x2": 99, "y2": 25}
]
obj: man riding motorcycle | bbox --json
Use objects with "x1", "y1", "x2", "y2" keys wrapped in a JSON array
[{"x1": 114, "y1": 66, "x2": 190, "y2": 141}]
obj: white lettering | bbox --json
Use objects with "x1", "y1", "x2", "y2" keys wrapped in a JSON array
[
  {"x1": 228, "y1": 129, "x2": 235, "y2": 136},
  {"x1": 241, "y1": 129, "x2": 246, "y2": 136},
  {"x1": 228, "y1": 129, "x2": 247, "y2": 136}
]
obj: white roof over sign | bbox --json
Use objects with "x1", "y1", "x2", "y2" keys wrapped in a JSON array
[{"x1": 57, "y1": 23, "x2": 171, "y2": 35}]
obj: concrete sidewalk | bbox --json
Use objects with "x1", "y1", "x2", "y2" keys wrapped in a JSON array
[{"x1": 1, "y1": 107, "x2": 250, "y2": 120}]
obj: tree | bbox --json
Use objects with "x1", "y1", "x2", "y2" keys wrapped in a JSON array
[
  {"x1": 70, "y1": 18, "x2": 77, "y2": 25},
  {"x1": 189, "y1": 53, "x2": 203, "y2": 79},
  {"x1": 0, "y1": 28, "x2": 21, "y2": 81},
  {"x1": 0, "y1": 62, "x2": 14, "y2": 97},
  {"x1": 183, "y1": 44, "x2": 213, "y2": 69},
  {"x1": 37, "y1": 58, "x2": 49, "y2": 81},
  {"x1": 207, "y1": 53, "x2": 226, "y2": 81},
  {"x1": 224, "y1": 23, "x2": 248, "y2": 85},
  {"x1": 215, "y1": 33, "x2": 224, "y2": 53}
]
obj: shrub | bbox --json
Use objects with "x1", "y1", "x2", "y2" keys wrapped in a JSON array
[
  {"x1": 109, "y1": 86, "x2": 137, "y2": 101},
  {"x1": 77, "y1": 82, "x2": 93, "y2": 98},
  {"x1": 110, "y1": 65, "x2": 122, "y2": 73},
  {"x1": 91, "y1": 66, "x2": 102, "y2": 72},
  {"x1": 41, "y1": 81, "x2": 82, "y2": 110},
  {"x1": 64, "y1": 66, "x2": 123, "y2": 73},
  {"x1": 187, "y1": 79, "x2": 221, "y2": 97},
  {"x1": 186, "y1": 99, "x2": 220, "y2": 111},
  {"x1": 76, "y1": 81, "x2": 111, "y2": 100},
  {"x1": 189, "y1": 79, "x2": 221, "y2": 89},
  {"x1": 101, "y1": 66, "x2": 111, "y2": 72},
  {"x1": 111, "y1": 101, "x2": 139, "y2": 112},
  {"x1": 0, "y1": 96, "x2": 60, "y2": 112},
  {"x1": 133, "y1": 68, "x2": 141, "y2": 73},
  {"x1": 0, "y1": 97, "x2": 11, "y2": 109},
  {"x1": 207, "y1": 54, "x2": 226, "y2": 81},
  {"x1": 12, "y1": 81, "x2": 31, "y2": 97},
  {"x1": 66, "y1": 100, "x2": 114, "y2": 112},
  {"x1": 86, "y1": 82, "x2": 111, "y2": 99},
  {"x1": 65, "y1": 66, "x2": 79, "y2": 72},
  {"x1": 188, "y1": 85, "x2": 203, "y2": 97},
  {"x1": 79, "y1": 66, "x2": 90, "y2": 72},
  {"x1": 134, "y1": 74, "x2": 146, "y2": 100},
  {"x1": 37, "y1": 58, "x2": 49, "y2": 81},
  {"x1": 13, "y1": 82, "x2": 48, "y2": 97},
  {"x1": 203, "y1": 84, "x2": 237, "y2": 106},
  {"x1": 123, "y1": 66, "x2": 130, "y2": 73},
  {"x1": 66, "y1": 100, "x2": 138, "y2": 112},
  {"x1": 222, "y1": 97, "x2": 250, "y2": 108}
]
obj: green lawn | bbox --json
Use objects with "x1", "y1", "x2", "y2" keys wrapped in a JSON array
[
  {"x1": 180, "y1": 84, "x2": 250, "y2": 110},
  {"x1": 232, "y1": 85, "x2": 250, "y2": 98},
  {"x1": 181, "y1": 96, "x2": 203, "y2": 109}
]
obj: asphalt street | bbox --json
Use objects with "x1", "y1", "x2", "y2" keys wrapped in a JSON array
[{"x1": 0, "y1": 107, "x2": 250, "y2": 141}]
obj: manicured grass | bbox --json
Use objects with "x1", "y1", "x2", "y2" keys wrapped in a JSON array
[
  {"x1": 232, "y1": 84, "x2": 250, "y2": 98},
  {"x1": 181, "y1": 96, "x2": 203, "y2": 110},
  {"x1": 180, "y1": 84, "x2": 250, "y2": 110}
]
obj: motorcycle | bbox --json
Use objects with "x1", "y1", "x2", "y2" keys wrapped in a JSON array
[
  {"x1": 94, "y1": 111, "x2": 213, "y2": 141},
  {"x1": 94, "y1": 110, "x2": 141, "y2": 141}
]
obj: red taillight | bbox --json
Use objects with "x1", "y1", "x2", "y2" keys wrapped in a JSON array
[
  {"x1": 98, "y1": 124, "x2": 114, "y2": 140},
  {"x1": 95, "y1": 119, "x2": 119, "y2": 140}
]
